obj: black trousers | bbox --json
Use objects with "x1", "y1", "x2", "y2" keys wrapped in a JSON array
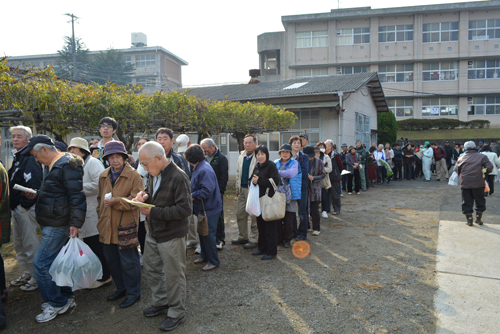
[
  {"x1": 277, "y1": 211, "x2": 294, "y2": 243},
  {"x1": 138, "y1": 220, "x2": 146, "y2": 255},
  {"x1": 415, "y1": 162, "x2": 423, "y2": 178},
  {"x1": 393, "y1": 161, "x2": 402, "y2": 180},
  {"x1": 83, "y1": 235, "x2": 111, "y2": 281},
  {"x1": 485, "y1": 174, "x2": 495, "y2": 195},
  {"x1": 462, "y1": 187, "x2": 486, "y2": 214},
  {"x1": 404, "y1": 162, "x2": 412, "y2": 180},
  {"x1": 310, "y1": 201, "x2": 321, "y2": 231},
  {"x1": 328, "y1": 182, "x2": 341, "y2": 213},
  {"x1": 347, "y1": 169, "x2": 361, "y2": 193},
  {"x1": 257, "y1": 216, "x2": 278, "y2": 256},
  {"x1": 216, "y1": 199, "x2": 225, "y2": 243}
]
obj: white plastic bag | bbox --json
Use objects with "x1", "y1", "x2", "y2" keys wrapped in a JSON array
[
  {"x1": 448, "y1": 171, "x2": 459, "y2": 186},
  {"x1": 49, "y1": 237, "x2": 103, "y2": 291},
  {"x1": 245, "y1": 184, "x2": 261, "y2": 217},
  {"x1": 49, "y1": 239, "x2": 74, "y2": 287},
  {"x1": 71, "y1": 238, "x2": 103, "y2": 291}
]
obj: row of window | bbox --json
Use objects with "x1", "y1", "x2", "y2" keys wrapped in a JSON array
[
  {"x1": 295, "y1": 59, "x2": 500, "y2": 82},
  {"x1": 388, "y1": 96, "x2": 500, "y2": 117},
  {"x1": 296, "y1": 19, "x2": 500, "y2": 47}
]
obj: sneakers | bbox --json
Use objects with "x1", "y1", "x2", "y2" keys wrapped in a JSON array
[
  {"x1": 10, "y1": 274, "x2": 30, "y2": 287},
  {"x1": 340, "y1": 193, "x2": 344, "y2": 197},
  {"x1": 20, "y1": 277, "x2": 38, "y2": 291},
  {"x1": 216, "y1": 241, "x2": 224, "y2": 250},
  {"x1": 143, "y1": 304, "x2": 169, "y2": 317},
  {"x1": 36, "y1": 300, "x2": 72, "y2": 323},
  {"x1": 322, "y1": 211, "x2": 328, "y2": 218},
  {"x1": 312, "y1": 230, "x2": 321, "y2": 236},
  {"x1": 194, "y1": 244, "x2": 201, "y2": 254},
  {"x1": 160, "y1": 315, "x2": 186, "y2": 331},
  {"x1": 186, "y1": 242, "x2": 198, "y2": 249},
  {"x1": 41, "y1": 298, "x2": 75, "y2": 311}
]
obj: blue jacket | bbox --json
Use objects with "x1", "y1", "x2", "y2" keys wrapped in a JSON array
[
  {"x1": 191, "y1": 160, "x2": 222, "y2": 217},
  {"x1": 295, "y1": 151, "x2": 310, "y2": 191},
  {"x1": 393, "y1": 147, "x2": 403, "y2": 162},
  {"x1": 275, "y1": 158, "x2": 302, "y2": 200}
]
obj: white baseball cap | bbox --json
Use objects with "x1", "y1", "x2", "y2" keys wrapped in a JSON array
[{"x1": 176, "y1": 134, "x2": 190, "y2": 153}]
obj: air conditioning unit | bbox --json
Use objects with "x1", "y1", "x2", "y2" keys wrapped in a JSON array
[
  {"x1": 467, "y1": 97, "x2": 473, "y2": 101},
  {"x1": 468, "y1": 61, "x2": 473, "y2": 66},
  {"x1": 336, "y1": 30, "x2": 342, "y2": 35}
]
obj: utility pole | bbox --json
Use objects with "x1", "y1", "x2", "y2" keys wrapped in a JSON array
[{"x1": 64, "y1": 13, "x2": 79, "y2": 80}]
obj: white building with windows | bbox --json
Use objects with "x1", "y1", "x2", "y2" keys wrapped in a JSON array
[
  {"x1": 257, "y1": 0, "x2": 500, "y2": 124},
  {"x1": 6, "y1": 33, "x2": 187, "y2": 93},
  {"x1": 182, "y1": 72, "x2": 388, "y2": 178}
]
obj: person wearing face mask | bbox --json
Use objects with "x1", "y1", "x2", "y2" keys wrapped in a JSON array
[{"x1": 314, "y1": 142, "x2": 332, "y2": 218}]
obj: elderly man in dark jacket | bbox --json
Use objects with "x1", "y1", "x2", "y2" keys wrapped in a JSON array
[
  {"x1": 23, "y1": 135, "x2": 86, "y2": 323},
  {"x1": 134, "y1": 141, "x2": 192, "y2": 332},
  {"x1": 457, "y1": 141, "x2": 493, "y2": 226},
  {"x1": 200, "y1": 138, "x2": 228, "y2": 249},
  {"x1": 8, "y1": 125, "x2": 43, "y2": 292}
]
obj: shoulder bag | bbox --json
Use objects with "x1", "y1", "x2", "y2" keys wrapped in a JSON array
[
  {"x1": 117, "y1": 203, "x2": 140, "y2": 251},
  {"x1": 260, "y1": 178, "x2": 286, "y2": 221},
  {"x1": 197, "y1": 199, "x2": 209, "y2": 237}
]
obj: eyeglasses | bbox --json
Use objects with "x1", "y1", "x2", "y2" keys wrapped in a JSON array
[
  {"x1": 140, "y1": 156, "x2": 158, "y2": 167},
  {"x1": 100, "y1": 124, "x2": 113, "y2": 129}
]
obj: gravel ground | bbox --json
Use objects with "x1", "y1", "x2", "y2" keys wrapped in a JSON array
[{"x1": 2, "y1": 178, "x2": 499, "y2": 333}]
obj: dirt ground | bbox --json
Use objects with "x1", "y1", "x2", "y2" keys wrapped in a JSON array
[{"x1": 2, "y1": 178, "x2": 499, "y2": 333}]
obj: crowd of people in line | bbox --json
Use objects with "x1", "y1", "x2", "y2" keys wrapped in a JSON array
[{"x1": 0, "y1": 116, "x2": 498, "y2": 330}]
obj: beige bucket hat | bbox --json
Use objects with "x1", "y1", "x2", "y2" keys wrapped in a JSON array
[{"x1": 68, "y1": 137, "x2": 91, "y2": 154}]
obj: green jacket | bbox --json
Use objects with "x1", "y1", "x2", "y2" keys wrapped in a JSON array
[
  {"x1": 0, "y1": 163, "x2": 11, "y2": 245},
  {"x1": 355, "y1": 146, "x2": 368, "y2": 164}
]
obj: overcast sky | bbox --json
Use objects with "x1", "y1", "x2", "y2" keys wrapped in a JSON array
[{"x1": 1, "y1": 0, "x2": 473, "y2": 87}]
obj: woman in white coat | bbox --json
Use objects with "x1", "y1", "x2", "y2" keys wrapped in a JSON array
[
  {"x1": 480, "y1": 145, "x2": 500, "y2": 196},
  {"x1": 68, "y1": 137, "x2": 111, "y2": 288},
  {"x1": 422, "y1": 142, "x2": 434, "y2": 182}
]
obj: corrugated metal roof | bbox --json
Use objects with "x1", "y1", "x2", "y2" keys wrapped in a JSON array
[{"x1": 182, "y1": 72, "x2": 378, "y2": 101}]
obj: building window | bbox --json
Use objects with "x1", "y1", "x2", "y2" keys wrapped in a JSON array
[
  {"x1": 422, "y1": 97, "x2": 458, "y2": 117},
  {"x1": 468, "y1": 60, "x2": 500, "y2": 79},
  {"x1": 355, "y1": 112, "x2": 371, "y2": 146},
  {"x1": 296, "y1": 68, "x2": 328, "y2": 78},
  {"x1": 422, "y1": 62, "x2": 458, "y2": 81},
  {"x1": 337, "y1": 28, "x2": 370, "y2": 45},
  {"x1": 379, "y1": 64, "x2": 413, "y2": 83},
  {"x1": 340, "y1": 66, "x2": 367, "y2": 74},
  {"x1": 379, "y1": 25, "x2": 414, "y2": 43},
  {"x1": 468, "y1": 96, "x2": 500, "y2": 115},
  {"x1": 136, "y1": 54, "x2": 155, "y2": 68},
  {"x1": 387, "y1": 98, "x2": 414, "y2": 117},
  {"x1": 136, "y1": 77, "x2": 156, "y2": 87},
  {"x1": 124, "y1": 56, "x2": 132, "y2": 66},
  {"x1": 469, "y1": 19, "x2": 500, "y2": 41},
  {"x1": 295, "y1": 31, "x2": 328, "y2": 48},
  {"x1": 423, "y1": 22, "x2": 459, "y2": 43}
]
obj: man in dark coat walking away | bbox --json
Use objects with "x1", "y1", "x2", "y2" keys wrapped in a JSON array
[
  {"x1": 457, "y1": 141, "x2": 493, "y2": 226},
  {"x1": 200, "y1": 138, "x2": 228, "y2": 250}
]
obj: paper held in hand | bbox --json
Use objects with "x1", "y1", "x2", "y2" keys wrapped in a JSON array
[
  {"x1": 341, "y1": 170, "x2": 351, "y2": 175},
  {"x1": 13, "y1": 184, "x2": 37, "y2": 194},
  {"x1": 119, "y1": 197, "x2": 155, "y2": 208}
]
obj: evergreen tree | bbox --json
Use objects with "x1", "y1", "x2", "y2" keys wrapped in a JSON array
[
  {"x1": 56, "y1": 36, "x2": 90, "y2": 80},
  {"x1": 377, "y1": 111, "x2": 398, "y2": 145},
  {"x1": 84, "y1": 49, "x2": 135, "y2": 85}
]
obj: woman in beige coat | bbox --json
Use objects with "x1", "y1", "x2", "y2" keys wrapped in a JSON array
[
  {"x1": 97, "y1": 141, "x2": 143, "y2": 309},
  {"x1": 68, "y1": 137, "x2": 111, "y2": 289}
]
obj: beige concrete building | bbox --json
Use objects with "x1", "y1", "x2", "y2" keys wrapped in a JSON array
[
  {"x1": 6, "y1": 33, "x2": 187, "y2": 93},
  {"x1": 258, "y1": 0, "x2": 500, "y2": 125}
]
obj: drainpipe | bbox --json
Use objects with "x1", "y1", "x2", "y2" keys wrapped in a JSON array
[{"x1": 338, "y1": 91, "x2": 344, "y2": 147}]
